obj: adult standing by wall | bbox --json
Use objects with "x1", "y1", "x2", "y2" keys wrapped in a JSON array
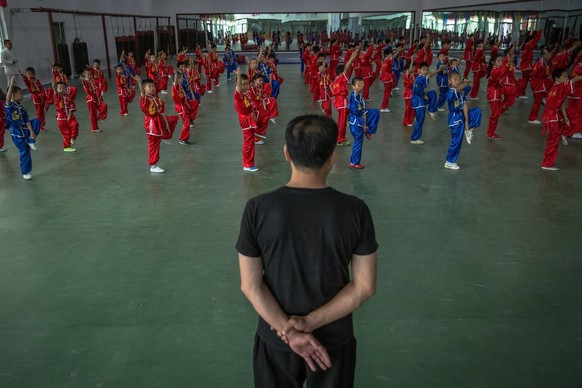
[
  {"x1": 237, "y1": 114, "x2": 378, "y2": 388},
  {"x1": 1, "y1": 39, "x2": 19, "y2": 89}
]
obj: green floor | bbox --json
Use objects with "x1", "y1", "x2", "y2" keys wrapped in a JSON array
[{"x1": 1, "y1": 63, "x2": 581, "y2": 388}]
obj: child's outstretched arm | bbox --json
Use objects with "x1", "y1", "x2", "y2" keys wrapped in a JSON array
[{"x1": 134, "y1": 75, "x2": 145, "y2": 97}]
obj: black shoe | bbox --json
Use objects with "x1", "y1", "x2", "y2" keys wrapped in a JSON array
[{"x1": 179, "y1": 140, "x2": 191, "y2": 146}]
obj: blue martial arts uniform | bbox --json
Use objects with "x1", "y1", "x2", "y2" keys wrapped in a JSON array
[
  {"x1": 446, "y1": 85, "x2": 482, "y2": 163},
  {"x1": 436, "y1": 61, "x2": 450, "y2": 109},
  {"x1": 223, "y1": 50, "x2": 238, "y2": 80},
  {"x1": 5, "y1": 101, "x2": 41, "y2": 175},
  {"x1": 411, "y1": 74, "x2": 438, "y2": 141},
  {"x1": 348, "y1": 91, "x2": 380, "y2": 165}
]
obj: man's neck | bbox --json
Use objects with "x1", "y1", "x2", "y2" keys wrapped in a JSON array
[{"x1": 287, "y1": 170, "x2": 329, "y2": 189}]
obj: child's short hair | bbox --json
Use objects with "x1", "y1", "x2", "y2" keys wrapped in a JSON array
[
  {"x1": 11, "y1": 86, "x2": 22, "y2": 94},
  {"x1": 115, "y1": 64, "x2": 123, "y2": 69},
  {"x1": 267, "y1": 53, "x2": 276, "y2": 59},
  {"x1": 419, "y1": 62, "x2": 429, "y2": 69},
  {"x1": 448, "y1": 71, "x2": 461, "y2": 80},
  {"x1": 312, "y1": 46, "x2": 320, "y2": 53},
  {"x1": 252, "y1": 74, "x2": 263, "y2": 82},
  {"x1": 53, "y1": 63, "x2": 62, "y2": 68},
  {"x1": 142, "y1": 78, "x2": 156, "y2": 86},
  {"x1": 25, "y1": 67, "x2": 36, "y2": 74},
  {"x1": 335, "y1": 64, "x2": 345, "y2": 76},
  {"x1": 351, "y1": 76, "x2": 363, "y2": 85},
  {"x1": 383, "y1": 48, "x2": 393, "y2": 56},
  {"x1": 438, "y1": 52, "x2": 445, "y2": 58},
  {"x1": 450, "y1": 58, "x2": 459, "y2": 64},
  {"x1": 239, "y1": 74, "x2": 249, "y2": 81},
  {"x1": 55, "y1": 81, "x2": 66, "y2": 87},
  {"x1": 177, "y1": 61, "x2": 186, "y2": 68},
  {"x1": 552, "y1": 68, "x2": 567, "y2": 80},
  {"x1": 93, "y1": 59, "x2": 100, "y2": 64},
  {"x1": 210, "y1": 44, "x2": 217, "y2": 49},
  {"x1": 317, "y1": 53, "x2": 326, "y2": 59}
]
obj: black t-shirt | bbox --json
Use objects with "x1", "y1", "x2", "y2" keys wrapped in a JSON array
[{"x1": 236, "y1": 186, "x2": 378, "y2": 351}]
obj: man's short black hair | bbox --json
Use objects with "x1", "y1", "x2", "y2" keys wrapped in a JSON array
[{"x1": 285, "y1": 115, "x2": 338, "y2": 170}]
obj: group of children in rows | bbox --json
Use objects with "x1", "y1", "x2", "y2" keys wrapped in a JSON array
[
  {"x1": 0, "y1": 41, "x2": 244, "y2": 178},
  {"x1": 295, "y1": 33, "x2": 582, "y2": 171}
]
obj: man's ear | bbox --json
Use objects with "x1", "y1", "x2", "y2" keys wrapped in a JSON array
[{"x1": 283, "y1": 144, "x2": 291, "y2": 162}]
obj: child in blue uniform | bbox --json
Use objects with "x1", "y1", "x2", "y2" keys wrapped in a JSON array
[
  {"x1": 5, "y1": 75, "x2": 41, "y2": 180},
  {"x1": 445, "y1": 72, "x2": 482, "y2": 170},
  {"x1": 223, "y1": 45, "x2": 238, "y2": 81},
  {"x1": 411, "y1": 62, "x2": 443, "y2": 144},
  {"x1": 435, "y1": 52, "x2": 450, "y2": 111},
  {"x1": 348, "y1": 77, "x2": 380, "y2": 169}
]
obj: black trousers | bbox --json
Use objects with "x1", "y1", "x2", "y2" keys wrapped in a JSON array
[{"x1": 253, "y1": 333, "x2": 357, "y2": 388}]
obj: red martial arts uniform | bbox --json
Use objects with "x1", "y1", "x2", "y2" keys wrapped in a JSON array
[
  {"x1": 91, "y1": 67, "x2": 108, "y2": 93},
  {"x1": 565, "y1": 63, "x2": 582, "y2": 137},
  {"x1": 54, "y1": 87, "x2": 79, "y2": 149},
  {"x1": 140, "y1": 94, "x2": 178, "y2": 167},
  {"x1": 528, "y1": 58, "x2": 552, "y2": 121},
  {"x1": 331, "y1": 72, "x2": 350, "y2": 143},
  {"x1": 319, "y1": 71, "x2": 332, "y2": 117},
  {"x1": 22, "y1": 75, "x2": 48, "y2": 130},
  {"x1": 487, "y1": 58, "x2": 509, "y2": 137},
  {"x1": 361, "y1": 45, "x2": 375, "y2": 100},
  {"x1": 402, "y1": 72, "x2": 415, "y2": 126},
  {"x1": 502, "y1": 60, "x2": 519, "y2": 112},
  {"x1": 470, "y1": 48, "x2": 486, "y2": 99},
  {"x1": 463, "y1": 38, "x2": 474, "y2": 79},
  {"x1": 380, "y1": 56, "x2": 395, "y2": 110},
  {"x1": 343, "y1": 49, "x2": 354, "y2": 77},
  {"x1": 233, "y1": 88, "x2": 257, "y2": 168},
  {"x1": 518, "y1": 31, "x2": 542, "y2": 97},
  {"x1": 172, "y1": 83, "x2": 199, "y2": 142},
  {"x1": 330, "y1": 42, "x2": 342, "y2": 78},
  {"x1": 116, "y1": 73, "x2": 136, "y2": 116},
  {"x1": 309, "y1": 53, "x2": 320, "y2": 101},
  {"x1": 82, "y1": 78, "x2": 108, "y2": 131},
  {"x1": 250, "y1": 83, "x2": 277, "y2": 140},
  {"x1": 46, "y1": 69, "x2": 69, "y2": 106},
  {"x1": 541, "y1": 80, "x2": 575, "y2": 167}
]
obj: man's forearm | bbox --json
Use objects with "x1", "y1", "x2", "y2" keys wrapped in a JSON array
[{"x1": 242, "y1": 279, "x2": 289, "y2": 333}]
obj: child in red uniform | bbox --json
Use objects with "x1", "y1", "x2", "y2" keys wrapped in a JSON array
[
  {"x1": 485, "y1": 48, "x2": 513, "y2": 140},
  {"x1": 379, "y1": 48, "x2": 396, "y2": 112},
  {"x1": 53, "y1": 82, "x2": 79, "y2": 152},
  {"x1": 115, "y1": 65, "x2": 136, "y2": 116},
  {"x1": 233, "y1": 68, "x2": 258, "y2": 172},
  {"x1": 540, "y1": 68, "x2": 582, "y2": 170},
  {"x1": 565, "y1": 57, "x2": 582, "y2": 139},
  {"x1": 134, "y1": 75, "x2": 178, "y2": 173},
  {"x1": 22, "y1": 67, "x2": 48, "y2": 131},
  {"x1": 81, "y1": 68, "x2": 108, "y2": 132},
  {"x1": 463, "y1": 34, "x2": 474, "y2": 79},
  {"x1": 172, "y1": 71, "x2": 198, "y2": 146},
  {"x1": 45, "y1": 61, "x2": 69, "y2": 106},
  {"x1": 90, "y1": 59, "x2": 108, "y2": 94},
  {"x1": 402, "y1": 58, "x2": 416, "y2": 127},
  {"x1": 331, "y1": 48, "x2": 359, "y2": 146},
  {"x1": 249, "y1": 74, "x2": 274, "y2": 144},
  {"x1": 360, "y1": 44, "x2": 375, "y2": 100},
  {"x1": 518, "y1": 30, "x2": 542, "y2": 99},
  {"x1": 528, "y1": 47, "x2": 552, "y2": 124},
  {"x1": 318, "y1": 61, "x2": 333, "y2": 117},
  {"x1": 469, "y1": 40, "x2": 486, "y2": 99},
  {"x1": 501, "y1": 47, "x2": 519, "y2": 113},
  {"x1": 329, "y1": 39, "x2": 342, "y2": 78}
]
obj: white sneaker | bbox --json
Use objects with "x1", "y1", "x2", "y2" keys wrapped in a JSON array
[
  {"x1": 438, "y1": 108, "x2": 445, "y2": 112},
  {"x1": 571, "y1": 133, "x2": 582, "y2": 139},
  {"x1": 410, "y1": 139, "x2": 424, "y2": 145},
  {"x1": 270, "y1": 118, "x2": 277, "y2": 125},
  {"x1": 255, "y1": 133, "x2": 267, "y2": 140},
  {"x1": 428, "y1": 112, "x2": 436, "y2": 121},
  {"x1": 215, "y1": 84, "x2": 220, "y2": 87},
  {"x1": 541, "y1": 166, "x2": 559, "y2": 171},
  {"x1": 123, "y1": 113, "x2": 129, "y2": 116},
  {"x1": 150, "y1": 165, "x2": 165, "y2": 173},
  {"x1": 444, "y1": 161, "x2": 460, "y2": 170},
  {"x1": 28, "y1": 143, "x2": 38, "y2": 151},
  {"x1": 542, "y1": 98, "x2": 546, "y2": 105},
  {"x1": 407, "y1": 124, "x2": 413, "y2": 127},
  {"x1": 243, "y1": 166, "x2": 259, "y2": 172},
  {"x1": 160, "y1": 90, "x2": 168, "y2": 95},
  {"x1": 519, "y1": 95, "x2": 529, "y2": 100},
  {"x1": 190, "y1": 123, "x2": 194, "y2": 128},
  {"x1": 380, "y1": 109, "x2": 391, "y2": 113},
  {"x1": 162, "y1": 140, "x2": 172, "y2": 145},
  {"x1": 528, "y1": 119, "x2": 541, "y2": 124},
  {"x1": 255, "y1": 140, "x2": 265, "y2": 145},
  {"x1": 561, "y1": 135, "x2": 568, "y2": 146},
  {"x1": 465, "y1": 129, "x2": 473, "y2": 145},
  {"x1": 393, "y1": 87, "x2": 400, "y2": 91},
  {"x1": 22, "y1": 174, "x2": 32, "y2": 180},
  {"x1": 207, "y1": 90, "x2": 213, "y2": 94},
  {"x1": 470, "y1": 97, "x2": 479, "y2": 101},
  {"x1": 0, "y1": 147, "x2": 6, "y2": 153}
]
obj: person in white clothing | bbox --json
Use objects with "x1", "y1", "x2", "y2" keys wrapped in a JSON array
[{"x1": 1, "y1": 40, "x2": 19, "y2": 89}]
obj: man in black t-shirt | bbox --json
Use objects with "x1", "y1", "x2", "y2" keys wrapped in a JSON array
[{"x1": 237, "y1": 115, "x2": 378, "y2": 388}]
